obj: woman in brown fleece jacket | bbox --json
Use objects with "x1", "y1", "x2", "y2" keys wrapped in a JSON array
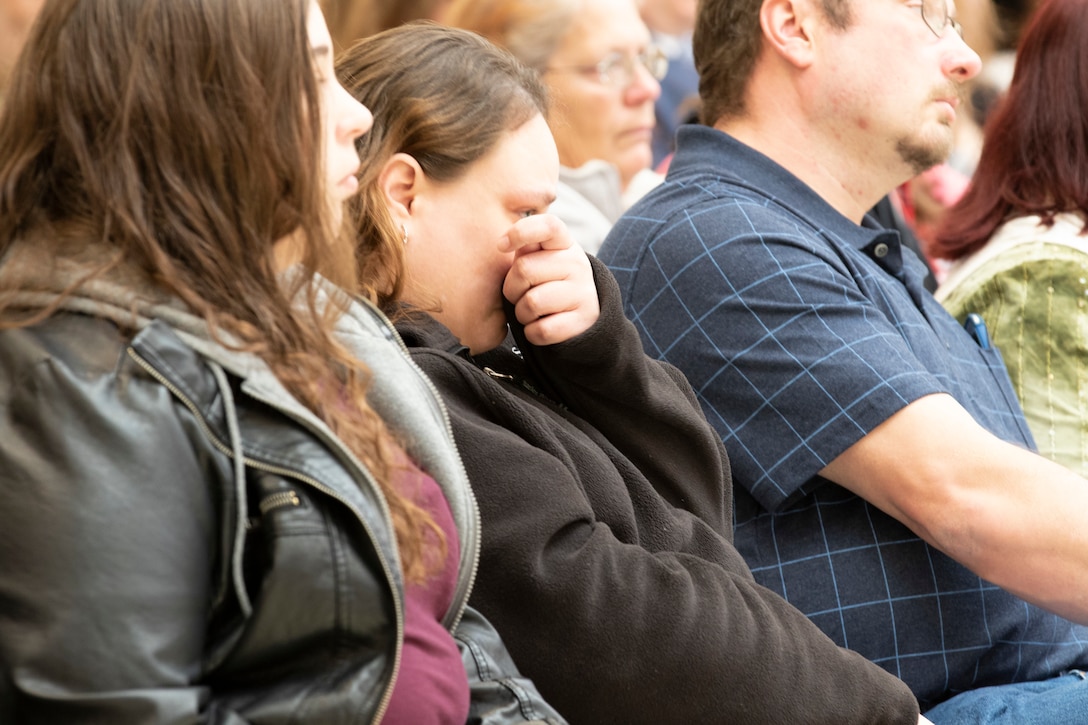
[{"x1": 338, "y1": 22, "x2": 929, "y2": 725}]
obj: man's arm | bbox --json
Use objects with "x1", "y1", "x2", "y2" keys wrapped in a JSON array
[{"x1": 822, "y1": 392, "x2": 1088, "y2": 623}]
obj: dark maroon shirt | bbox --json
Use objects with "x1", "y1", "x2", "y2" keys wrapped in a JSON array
[{"x1": 381, "y1": 454, "x2": 470, "y2": 724}]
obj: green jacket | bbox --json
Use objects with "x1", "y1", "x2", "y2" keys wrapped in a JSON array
[{"x1": 937, "y1": 212, "x2": 1088, "y2": 476}]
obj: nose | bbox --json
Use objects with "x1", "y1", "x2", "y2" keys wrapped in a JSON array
[
  {"x1": 337, "y1": 83, "x2": 373, "y2": 143},
  {"x1": 624, "y1": 61, "x2": 661, "y2": 105},
  {"x1": 943, "y1": 32, "x2": 982, "y2": 83}
]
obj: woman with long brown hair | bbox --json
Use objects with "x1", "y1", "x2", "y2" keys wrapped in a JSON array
[{"x1": 0, "y1": 1, "x2": 561, "y2": 723}]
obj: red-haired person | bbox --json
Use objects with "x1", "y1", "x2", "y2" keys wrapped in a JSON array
[{"x1": 934, "y1": 0, "x2": 1088, "y2": 478}]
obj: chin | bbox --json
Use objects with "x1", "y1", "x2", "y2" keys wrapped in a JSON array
[
  {"x1": 896, "y1": 133, "x2": 953, "y2": 177},
  {"x1": 465, "y1": 323, "x2": 509, "y2": 355}
]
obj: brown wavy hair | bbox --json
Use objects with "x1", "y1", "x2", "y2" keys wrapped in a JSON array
[
  {"x1": 335, "y1": 22, "x2": 548, "y2": 306},
  {"x1": 932, "y1": 0, "x2": 1088, "y2": 261},
  {"x1": 0, "y1": 0, "x2": 438, "y2": 582}
]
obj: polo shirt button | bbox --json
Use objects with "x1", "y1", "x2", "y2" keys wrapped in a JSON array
[{"x1": 873, "y1": 242, "x2": 889, "y2": 259}]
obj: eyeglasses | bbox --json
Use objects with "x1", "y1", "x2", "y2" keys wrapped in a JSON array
[
  {"x1": 919, "y1": 0, "x2": 963, "y2": 38},
  {"x1": 547, "y1": 46, "x2": 669, "y2": 89}
]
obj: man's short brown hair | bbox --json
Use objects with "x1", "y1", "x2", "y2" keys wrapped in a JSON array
[{"x1": 694, "y1": 0, "x2": 851, "y2": 124}]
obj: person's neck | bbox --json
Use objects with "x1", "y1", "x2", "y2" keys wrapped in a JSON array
[{"x1": 714, "y1": 112, "x2": 903, "y2": 225}]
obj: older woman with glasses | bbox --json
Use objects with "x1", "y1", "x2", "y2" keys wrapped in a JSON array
[{"x1": 445, "y1": 0, "x2": 666, "y2": 254}]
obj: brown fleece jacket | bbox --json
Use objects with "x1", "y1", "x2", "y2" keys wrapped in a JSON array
[{"x1": 392, "y1": 256, "x2": 919, "y2": 724}]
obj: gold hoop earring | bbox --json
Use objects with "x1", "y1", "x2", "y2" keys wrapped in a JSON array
[{"x1": 401, "y1": 225, "x2": 409, "y2": 245}]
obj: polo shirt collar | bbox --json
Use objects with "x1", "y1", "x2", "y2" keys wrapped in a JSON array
[{"x1": 669, "y1": 125, "x2": 900, "y2": 256}]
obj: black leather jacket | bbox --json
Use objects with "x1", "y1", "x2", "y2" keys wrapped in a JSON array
[{"x1": 0, "y1": 252, "x2": 564, "y2": 725}]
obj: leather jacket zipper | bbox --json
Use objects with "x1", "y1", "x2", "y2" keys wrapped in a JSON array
[
  {"x1": 127, "y1": 346, "x2": 403, "y2": 723},
  {"x1": 245, "y1": 490, "x2": 302, "y2": 531},
  {"x1": 258, "y1": 490, "x2": 300, "y2": 515}
]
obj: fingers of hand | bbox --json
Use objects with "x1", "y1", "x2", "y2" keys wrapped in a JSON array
[
  {"x1": 501, "y1": 214, "x2": 570, "y2": 256},
  {"x1": 519, "y1": 298, "x2": 600, "y2": 346},
  {"x1": 503, "y1": 244, "x2": 587, "y2": 308},
  {"x1": 505, "y1": 250, "x2": 600, "y2": 346}
]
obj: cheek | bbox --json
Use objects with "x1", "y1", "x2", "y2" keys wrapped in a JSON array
[
  {"x1": 552, "y1": 85, "x2": 612, "y2": 142},
  {"x1": 823, "y1": 80, "x2": 881, "y2": 133},
  {"x1": 477, "y1": 245, "x2": 513, "y2": 285},
  {"x1": 574, "y1": 93, "x2": 615, "y2": 138},
  {"x1": 467, "y1": 250, "x2": 512, "y2": 309},
  {"x1": 441, "y1": 216, "x2": 510, "y2": 282}
]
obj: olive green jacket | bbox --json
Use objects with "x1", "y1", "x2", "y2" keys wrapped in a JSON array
[{"x1": 937, "y1": 212, "x2": 1088, "y2": 476}]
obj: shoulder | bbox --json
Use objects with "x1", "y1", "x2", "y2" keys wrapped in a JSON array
[
  {"x1": 603, "y1": 186, "x2": 839, "y2": 319},
  {"x1": 939, "y1": 214, "x2": 1088, "y2": 299},
  {"x1": 603, "y1": 171, "x2": 816, "y2": 271},
  {"x1": 0, "y1": 313, "x2": 192, "y2": 422},
  {"x1": 0, "y1": 313, "x2": 219, "y2": 471},
  {"x1": 941, "y1": 239, "x2": 1088, "y2": 319},
  {"x1": 0, "y1": 311, "x2": 130, "y2": 385},
  {"x1": 0, "y1": 313, "x2": 224, "y2": 587}
]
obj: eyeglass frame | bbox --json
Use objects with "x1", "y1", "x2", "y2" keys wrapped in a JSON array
[
  {"x1": 545, "y1": 45, "x2": 669, "y2": 89},
  {"x1": 919, "y1": 0, "x2": 963, "y2": 38}
]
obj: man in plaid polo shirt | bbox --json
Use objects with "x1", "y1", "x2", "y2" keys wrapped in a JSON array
[{"x1": 599, "y1": 0, "x2": 1088, "y2": 720}]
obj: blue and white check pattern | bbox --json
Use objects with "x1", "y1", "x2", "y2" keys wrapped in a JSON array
[{"x1": 598, "y1": 125, "x2": 1088, "y2": 708}]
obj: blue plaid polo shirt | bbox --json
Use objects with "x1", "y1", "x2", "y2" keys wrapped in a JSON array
[{"x1": 598, "y1": 125, "x2": 1088, "y2": 708}]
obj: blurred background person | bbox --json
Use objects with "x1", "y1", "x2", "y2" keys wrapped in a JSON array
[
  {"x1": 319, "y1": 0, "x2": 451, "y2": 49},
  {"x1": 445, "y1": 0, "x2": 665, "y2": 255},
  {"x1": 933, "y1": 0, "x2": 1088, "y2": 477},
  {"x1": 636, "y1": 0, "x2": 699, "y2": 168}
]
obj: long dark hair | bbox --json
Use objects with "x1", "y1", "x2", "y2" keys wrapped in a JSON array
[
  {"x1": 932, "y1": 0, "x2": 1088, "y2": 261},
  {"x1": 0, "y1": 0, "x2": 437, "y2": 581}
]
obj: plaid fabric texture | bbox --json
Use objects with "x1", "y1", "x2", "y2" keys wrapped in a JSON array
[{"x1": 598, "y1": 126, "x2": 1088, "y2": 708}]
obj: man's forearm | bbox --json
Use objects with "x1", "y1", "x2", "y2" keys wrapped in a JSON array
[{"x1": 822, "y1": 392, "x2": 1088, "y2": 623}]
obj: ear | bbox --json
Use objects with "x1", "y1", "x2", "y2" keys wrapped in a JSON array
[
  {"x1": 760, "y1": 0, "x2": 819, "y2": 69},
  {"x1": 377, "y1": 152, "x2": 425, "y2": 226}
]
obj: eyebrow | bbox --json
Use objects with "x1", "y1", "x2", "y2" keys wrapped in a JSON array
[
  {"x1": 509, "y1": 189, "x2": 557, "y2": 212},
  {"x1": 532, "y1": 191, "x2": 558, "y2": 209},
  {"x1": 310, "y1": 44, "x2": 331, "y2": 62}
]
